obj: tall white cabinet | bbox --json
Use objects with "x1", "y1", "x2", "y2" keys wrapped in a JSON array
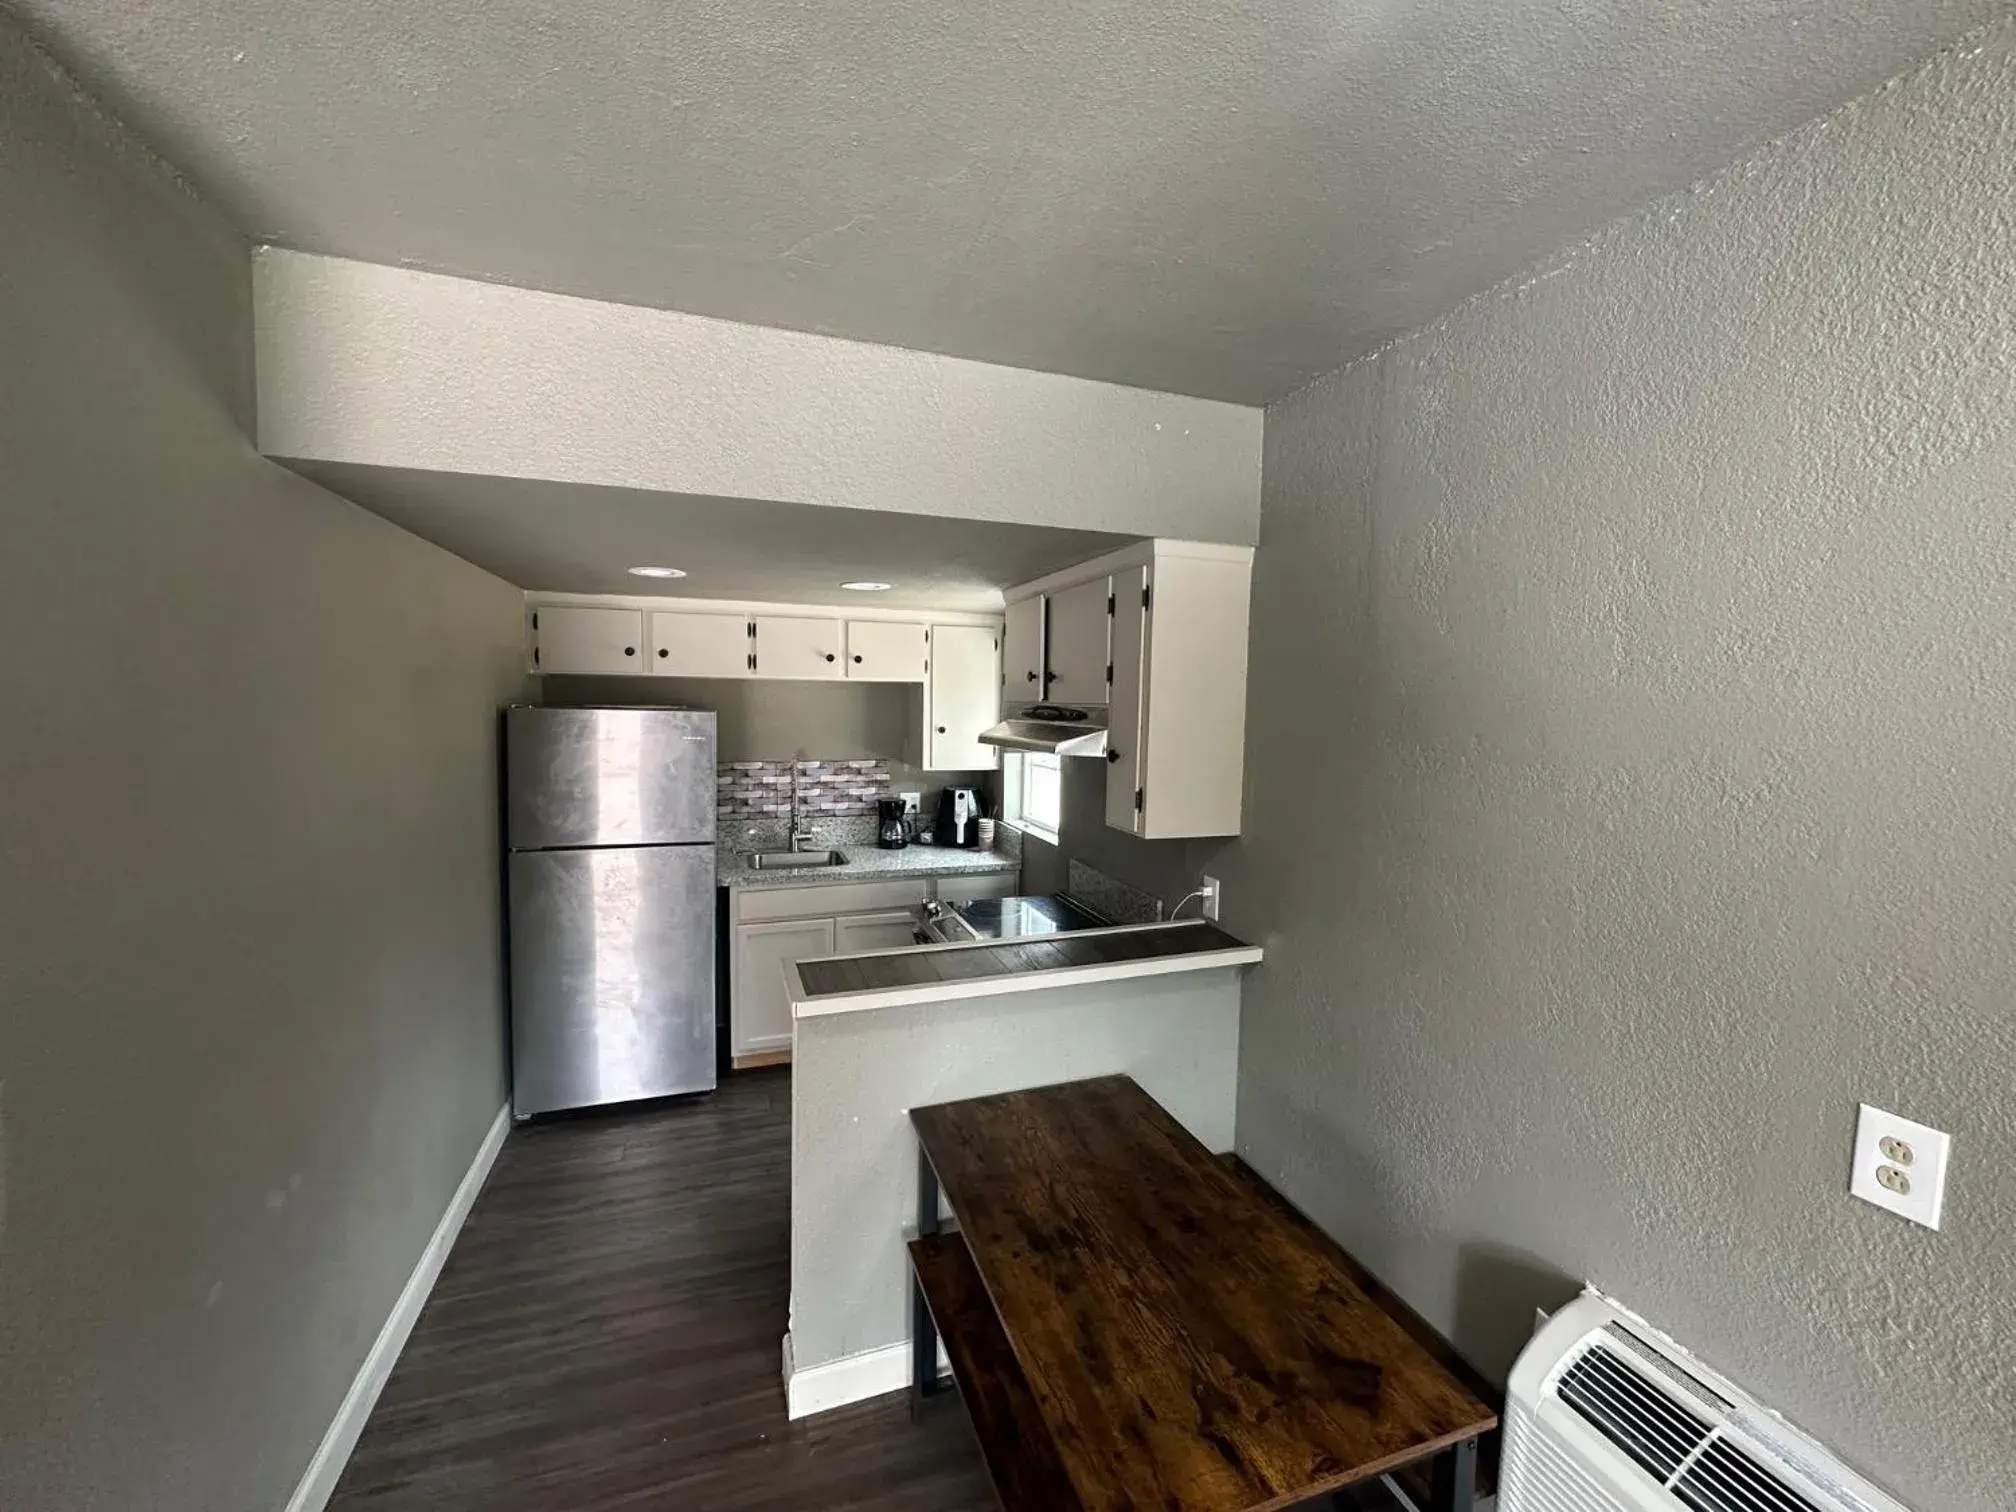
[{"x1": 925, "y1": 625, "x2": 1001, "y2": 769}]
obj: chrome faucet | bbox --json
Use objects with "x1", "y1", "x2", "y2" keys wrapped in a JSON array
[{"x1": 788, "y1": 765, "x2": 816, "y2": 851}]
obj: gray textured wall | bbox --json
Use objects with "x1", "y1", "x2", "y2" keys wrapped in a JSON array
[
  {"x1": 1226, "y1": 24, "x2": 2015, "y2": 1512},
  {"x1": 536, "y1": 674, "x2": 994, "y2": 831},
  {"x1": 1016, "y1": 757, "x2": 1231, "y2": 910},
  {"x1": 0, "y1": 23, "x2": 527, "y2": 1511},
  {"x1": 790, "y1": 971, "x2": 1241, "y2": 1369},
  {"x1": 252, "y1": 250, "x2": 1264, "y2": 544},
  {"x1": 542, "y1": 673, "x2": 925, "y2": 762}
]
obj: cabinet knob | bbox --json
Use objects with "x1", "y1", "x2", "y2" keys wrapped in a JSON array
[
  {"x1": 824, "y1": 653, "x2": 836, "y2": 662},
  {"x1": 1026, "y1": 670, "x2": 1038, "y2": 682},
  {"x1": 937, "y1": 726, "x2": 947, "y2": 734},
  {"x1": 852, "y1": 654, "x2": 863, "y2": 664},
  {"x1": 624, "y1": 646, "x2": 636, "y2": 656},
  {"x1": 1106, "y1": 749, "x2": 1121, "y2": 763},
  {"x1": 657, "y1": 648, "x2": 668, "y2": 659}
]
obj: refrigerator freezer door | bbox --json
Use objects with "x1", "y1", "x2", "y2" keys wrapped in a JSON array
[
  {"x1": 506, "y1": 706, "x2": 717, "y2": 850},
  {"x1": 509, "y1": 843, "x2": 717, "y2": 1117}
]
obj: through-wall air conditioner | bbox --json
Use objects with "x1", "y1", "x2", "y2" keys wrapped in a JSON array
[{"x1": 1502, "y1": 1293, "x2": 1912, "y2": 1512}]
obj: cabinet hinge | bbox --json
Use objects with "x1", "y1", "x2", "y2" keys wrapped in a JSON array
[
  {"x1": 1107, "y1": 593, "x2": 1115, "y2": 616},
  {"x1": 1134, "y1": 788, "x2": 1144, "y2": 814},
  {"x1": 1142, "y1": 585, "x2": 1152, "y2": 611},
  {"x1": 532, "y1": 646, "x2": 540, "y2": 667},
  {"x1": 748, "y1": 653, "x2": 757, "y2": 671},
  {"x1": 531, "y1": 611, "x2": 539, "y2": 631},
  {"x1": 1105, "y1": 662, "x2": 1113, "y2": 684}
]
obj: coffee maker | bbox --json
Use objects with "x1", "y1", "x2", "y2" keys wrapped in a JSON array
[
  {"x1": 876, "y1": 796, "x2": 910, "y2": 850},
  {"x1": 935, "y1": 786, "x2": 982, "y2": 848}
]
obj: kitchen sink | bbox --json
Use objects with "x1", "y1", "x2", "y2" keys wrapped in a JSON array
[{"x1": 751, "y1": 849, "x2": 849, "y2": 870}]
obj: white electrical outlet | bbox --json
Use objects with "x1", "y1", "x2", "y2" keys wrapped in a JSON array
[
  {"x1": 1850, "y1": 1103, "x2": 1951, "y2": 1230},
  {"x1": 1200, "y1": 876, "x2": 1222, "y2": 922},
  {"x1": 898, "y1": 791, "x2": 921, "y2": 817}
]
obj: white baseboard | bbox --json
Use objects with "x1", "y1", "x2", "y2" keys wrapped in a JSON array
[
  {"x1": 782, "y1": 1331, "x2": 949, "y2": 1420},
  {"x1": 282, "y1": 1104, "x2": 512, "y2": 1512}
]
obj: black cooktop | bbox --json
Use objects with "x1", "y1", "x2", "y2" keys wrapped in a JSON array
[{"x1": 951, "y1": 894, "x2": 1108, "y2": 940}]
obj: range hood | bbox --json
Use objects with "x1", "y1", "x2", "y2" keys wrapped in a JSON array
[{"x1": 978, "y1": 705, "x2": 1109, "y2": 758}]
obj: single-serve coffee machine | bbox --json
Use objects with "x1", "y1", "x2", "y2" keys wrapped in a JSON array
[{"x1": 935, "y1": 786, "x2": 982, "y2": 848}]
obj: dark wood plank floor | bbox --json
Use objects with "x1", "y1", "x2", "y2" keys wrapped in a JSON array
[{"x1": 328, "y1": 1069, "x2": 995, "y2": 1511}]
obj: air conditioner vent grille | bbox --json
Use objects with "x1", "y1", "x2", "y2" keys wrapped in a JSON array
[
  {"x1": 1676, "y1": 1440, "x2": 1826, "y2": 1512},
  {"x1": 1557, "y1": 1343, "x2": 1715, "y2": 1484}
]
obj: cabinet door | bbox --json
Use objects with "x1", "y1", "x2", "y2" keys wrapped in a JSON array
[
  {"x1": 1105, "y1": 564, "x2": 1149, "y2": 833},
  {"x1": 534, "y1": 606, "x2": 645, "y2": 675},
  {"x1": 846, "y1": 621, "x2": 929, "y2": 681},
  {"x1": 732, "y1": 917, "x2": 836, "y2": 1059},
  {"x1": 754, "y1": 616, "x2": 844, "y2": 679},
  {"x1": 1002, "y1": 597, "x2": 1045, "y2": 702},
  {"x1": 833, "y1": 910, "x2": 924, "y2": 955},
  {"x1": 650, "y1": 611, "x2": 750, "y2": 677},
  {"x1": 926, "y1": 624, "x2": 1001, "y2": 770},
  {"x1": 1044, "y1": 577, "x2": 1110, "y2": 705}
]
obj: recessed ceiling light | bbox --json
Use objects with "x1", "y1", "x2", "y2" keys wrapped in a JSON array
[
  {"x1": 841, "y1": 581, "x2": 893, "y2": 592},
  {"x1": 627, "y1": 566, "x2": 687, "y2": 579}
]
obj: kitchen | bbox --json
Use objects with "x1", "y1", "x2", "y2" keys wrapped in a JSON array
[
  {"x1": 506, "y1": 534, "x2": 1258, "y2": 1089},
  {"x1": 16, "y1": 2, "x2": 2008, "y2": 1507},
  {"x1": 495, "y1": 531, "x2": 1271, "y2": 1425}
]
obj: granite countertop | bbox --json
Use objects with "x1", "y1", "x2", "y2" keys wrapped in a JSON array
[
  {"x1": 719, "y1": 843, "x2": 1020, "y2": 891},
  {"x1": 788, "y1": 920, "x2": 1263, "y2": 1017}
]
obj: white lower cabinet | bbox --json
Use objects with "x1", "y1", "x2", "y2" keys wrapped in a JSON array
[
  {"x1": 728, "y1": 872, "x2": 1018, "y2": 1065},
  {"x1": 833, "y1": 910, "x2": 926, "y2": 954},
  {"x1": 731, "y1": 917, "x2": 835, "y2": 1061}
]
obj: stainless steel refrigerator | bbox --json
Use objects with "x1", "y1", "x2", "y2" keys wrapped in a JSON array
[{"x1": 505, "y1": 706, "x2": 718, "y2": 1118}]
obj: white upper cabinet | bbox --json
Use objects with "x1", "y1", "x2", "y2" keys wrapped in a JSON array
[
  {"x1": 1044, "y1": 577, "x2": 1111, "y2": 705},
  {"x1": 1006, "y1": 540, "x2": 1252, "y2": 839},
  {"x1": 845, "y1": 620, "x2": 929, "y2": 681},
  {"x1": 650, "y1": 611, "x2": 750, "y2": 677},
  {"x1": 533, "y1": 606, "x2": 644, "y2": 674},
  {"x1": 754, "y1": 616, "x2": 844, "y2": 679},
  {"x1": 1003, "y1": 596, "x2": 1045, "y2": 702},
  {"x1": 926, "y1": 624, "x2": 1001, "y2": 770}
]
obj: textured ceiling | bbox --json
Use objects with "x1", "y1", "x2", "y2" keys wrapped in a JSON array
[
  {"x1": 17, "y1": 0, "x2": 2007, "y2": 402},
  {"x1": 292, "y1": 463, "x2": 1135, "y2": 609}
]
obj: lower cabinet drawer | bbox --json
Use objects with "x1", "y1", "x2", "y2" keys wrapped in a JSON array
[{"x1": 736, "y1": 878, "x2": 932, "y2": 923}]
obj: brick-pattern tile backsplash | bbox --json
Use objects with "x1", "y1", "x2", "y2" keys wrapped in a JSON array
[{"x1": 717, "y1": 759, "x2": 893, "y2": 821}]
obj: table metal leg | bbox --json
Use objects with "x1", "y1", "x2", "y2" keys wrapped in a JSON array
[
  {"x1": 911, "y1": 1143, "x2": 945, "y2": 1413},
  {"x1": 1428, "y1": 1438, "x2": 1477, "y2": 1512},
  {"x1": 917, "y1": 1144, "x2": 941, "y2": 1237}
]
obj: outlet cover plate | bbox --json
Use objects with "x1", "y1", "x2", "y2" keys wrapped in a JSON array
[
  {"x1": 1850, "y1": 1103, "x2": 1951, "y2": 1231},
  {"x1": 1201, "y1": 875, "x2": 1221, "y2": 922}
]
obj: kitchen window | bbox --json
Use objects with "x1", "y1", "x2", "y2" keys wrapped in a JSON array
[{"x1": 1003, "y1": 752, "x2": 1062, "y2": 845}]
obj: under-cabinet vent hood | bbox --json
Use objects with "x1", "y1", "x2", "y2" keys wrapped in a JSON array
[{"x1": 979, "y1": 705, "x2": 1109, "y2": 758}]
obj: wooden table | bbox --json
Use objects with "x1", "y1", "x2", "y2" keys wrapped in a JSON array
[{"x1": 907, "y1": 1076, "x2": 1497, "y2": 1512}]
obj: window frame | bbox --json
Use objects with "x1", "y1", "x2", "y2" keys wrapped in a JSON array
[{"x1": 1002, "y1": 750, "x2": 1062, "y2": 845}]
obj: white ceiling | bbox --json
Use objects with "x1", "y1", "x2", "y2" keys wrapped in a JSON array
[
  {"x1": 18, "y1": 0, "x2": 2004, "y2": 404},
  {"x1": 293, "y1": 463, "x2": 1136, "y2": 609}
]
